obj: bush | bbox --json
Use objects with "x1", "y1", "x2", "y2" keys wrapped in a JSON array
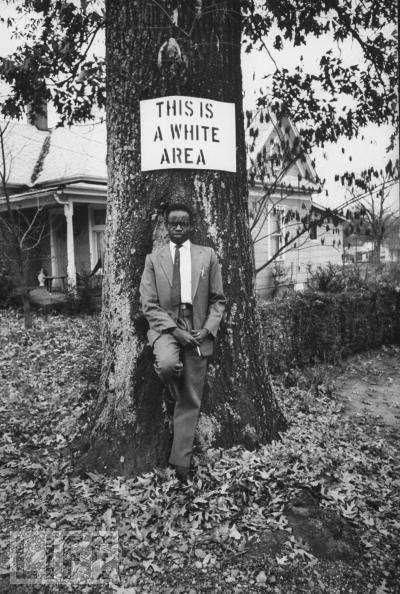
[
  {"x1": 0, "y1": 264, "x2": 14, "y2": 307},
  {"x1": 258, "y1": 288, "x2": 400, "y2": 374},
  {"x1": 306, "y1": 262, "x2": 400, "y2": 293},
  {"x1": 51, "y1": 272, "x2": 102, "y2": 315},
  {"x1": 270, "y1": 261, "x2": 295, "y2": 298}
]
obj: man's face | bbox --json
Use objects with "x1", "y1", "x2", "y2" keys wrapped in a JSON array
[{"x1": 166, "y1": 210, "x2": 192, "y2": 244}]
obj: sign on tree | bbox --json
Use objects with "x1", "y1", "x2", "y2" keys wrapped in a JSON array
[{"x1": 140, "y1": 96, "x2": 236, "y2": 172}]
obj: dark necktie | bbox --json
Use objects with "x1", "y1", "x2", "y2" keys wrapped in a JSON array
[{"x1": 171, "y1": 244, "x2": 182, "y2": 307}]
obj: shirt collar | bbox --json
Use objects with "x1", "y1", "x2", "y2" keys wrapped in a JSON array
[{"x1": 170, "y1": 239, "x2": 191, "y2": 250}]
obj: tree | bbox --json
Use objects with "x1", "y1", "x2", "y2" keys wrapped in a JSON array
[
  {"x1": 0, "y1": 120, "x2": 48, "y2": 328},
  {"x1": 79, "y1": 0, "x2": 285, "y2": 474}
]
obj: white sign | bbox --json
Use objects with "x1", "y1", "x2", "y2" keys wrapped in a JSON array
[{"x1": 140, "y1": 95, "x2": 236, "y2": 172}]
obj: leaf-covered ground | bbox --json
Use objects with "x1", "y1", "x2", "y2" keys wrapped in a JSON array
[{"x1": 0, "y1": 309, "x2": 399, "y2": 593}]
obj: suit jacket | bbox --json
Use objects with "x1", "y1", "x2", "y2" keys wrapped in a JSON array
[{"x1": 139, "y1": 242, "x2": 226, "y2": 356}]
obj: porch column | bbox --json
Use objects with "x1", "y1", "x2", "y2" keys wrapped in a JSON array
[
  {"x1": 64, "y1": 201, "x2": 76, "y2": 288},
  {"x1": 49, "y1": 210, "x2": 56, "y2": 277}
]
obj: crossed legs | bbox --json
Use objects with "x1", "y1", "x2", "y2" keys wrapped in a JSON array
[{"x1": 153, "y1": 329, "x2": 207, "y2": 469}]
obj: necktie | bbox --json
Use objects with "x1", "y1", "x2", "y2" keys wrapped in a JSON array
[{"x1": 171, "y1": 244, "x2": 182, "y2": 307}]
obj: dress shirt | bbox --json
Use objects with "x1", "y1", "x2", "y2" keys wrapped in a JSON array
[{"x1": 169, "y1": 239, "x2": 192, "y2": 304}]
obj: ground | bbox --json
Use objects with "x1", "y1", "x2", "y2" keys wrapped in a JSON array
[{"x1": 0, "y1": 309, "x2": 399, "y2": 593}]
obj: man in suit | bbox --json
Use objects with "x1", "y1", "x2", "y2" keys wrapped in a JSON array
[{"x1": 139, "y1": 202, "x2": 226, "y2": 481}]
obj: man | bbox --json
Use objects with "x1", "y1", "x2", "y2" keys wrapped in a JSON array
[{"x1": 139, "y1": 202, "x2": 226, "y2": 481}]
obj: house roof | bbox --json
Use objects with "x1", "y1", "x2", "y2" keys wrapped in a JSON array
[
  {"x1": 0, "y1": 121, "x2": 48, "y2": 187},
  {"x1": 311, "y1": 199, "x2": 347, "y2": 222},
  {"x1": 246, "y1": 111, "x2": 320, "y2": 194},
  {"x1": 36, "y1": 124, "x2": 106, "y2": 186},
  {"x1": 0, "y1": 119, "x2": 106, "y2": 191}
]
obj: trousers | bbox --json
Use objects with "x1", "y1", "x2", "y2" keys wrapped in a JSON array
[{"x1": 153, "y1": 307, "x2": 208, "y2": 468}]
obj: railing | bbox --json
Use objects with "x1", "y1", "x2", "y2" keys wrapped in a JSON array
[{"x1": 44, "y1": 276, "x2": 67, "y2": 293}]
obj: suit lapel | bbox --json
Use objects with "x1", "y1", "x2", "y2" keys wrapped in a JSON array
[
  {"x1": 157, "y1": 242, "x2": 204, "y2": 297},
  {"x1": 158, "y1": 245, "x2": 173, "y2": 286},
  {"x1": 191, "y1": 243, "x2": 204, "y2": 300}
]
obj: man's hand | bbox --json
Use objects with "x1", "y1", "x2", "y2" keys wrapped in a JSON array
[
  {"x1": 191, "y1": 328, "x2": 209, "y2": 343},
  {"x1": 172, "y1": 327, "x2": 200, "y2": 347}
]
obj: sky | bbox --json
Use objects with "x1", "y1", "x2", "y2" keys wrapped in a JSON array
[{"x1": 0, "y1": 2, "x2": 398, "y2": 212}]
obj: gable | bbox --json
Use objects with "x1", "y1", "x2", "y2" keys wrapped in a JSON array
[{"x1": 246, "y1": 111, "x2": 319, "y2": 193}]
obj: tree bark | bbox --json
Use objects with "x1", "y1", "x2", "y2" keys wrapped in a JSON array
[
  {"x1": 77, "y1": 0, "x2": 286, "y2": 476},
  {"x1": 373, "y1": 238, "x2": 382, "y2": 264}
]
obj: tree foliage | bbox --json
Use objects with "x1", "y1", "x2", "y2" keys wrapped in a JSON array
[
  {"x1": 0, "y1": 0, "x2": 105, "y2": 123},
  {"x1": 0, "y1": 0, "x2": 397, "y2": 147},
  {"x1": 243, "y1": 0, "x2": 398, "y2": 151}
]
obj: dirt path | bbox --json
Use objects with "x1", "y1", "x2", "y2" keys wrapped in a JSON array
[{"x1": 333, "y1": 347, "x2": 400, "y2": 428}]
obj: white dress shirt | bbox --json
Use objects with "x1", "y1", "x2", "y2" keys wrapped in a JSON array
[{"x1": 169, "y1": 239, "x2": 192, "y2": 304}]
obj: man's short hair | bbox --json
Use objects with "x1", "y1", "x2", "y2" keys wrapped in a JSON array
[{"x1": 164, "y1": 202, "x2": 194, "y2": 224}]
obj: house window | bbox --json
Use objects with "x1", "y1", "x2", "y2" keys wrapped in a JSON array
[
  {"x1": 90, "y1": 206, "x2": 106, "y2": 272},
  {"x1": 93, "y1": 208, "x2": 106, "y2": 226}
]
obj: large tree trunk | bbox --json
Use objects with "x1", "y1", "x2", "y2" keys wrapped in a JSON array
[{"x1": 78, "y1": 0, "x2": 286, "y2": 476}]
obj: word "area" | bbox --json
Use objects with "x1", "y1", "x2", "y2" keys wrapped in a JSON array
[{"x1": 160, "y1": 147, "x2": 206, "y2": 165}]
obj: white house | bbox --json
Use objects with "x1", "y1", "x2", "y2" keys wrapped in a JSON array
[
  {"x1": 344, "y1": 240, "x2": 398, "y2": 264},
  {"x1": 247, "y1": 115, "x2": 344, "y2": 297},
  {"x1": 0, "y1": 117, "x2": 107, "y2": 291}
]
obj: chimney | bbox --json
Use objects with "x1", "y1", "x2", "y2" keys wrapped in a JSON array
[
  {"x1": 27, "y1": 81, "x2": 49, "y2": 131},
  {"x1": 27, "y1": 100, "x2": 48, "y2": 131}
]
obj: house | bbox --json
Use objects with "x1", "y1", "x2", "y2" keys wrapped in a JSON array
[
  {"x1": 344, "y1": 240, "x2": 398, "y2": 264},
  {"x1": 247, "y1": 114, "x2": 344, "y2": 297},
  {"x1": 0, "y1": 110, "x2": 344, "y2": 300},
  {"x1": 0, "y1": 115, "x2": 107, "y2": 292}
]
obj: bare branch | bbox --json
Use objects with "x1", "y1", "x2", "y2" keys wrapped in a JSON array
[
  {"x1": 19, "y1": 206, "x2": 44, "y2": 248},
  {"x1": 24, "y1": 223, "x2": 46, "y2": 251}
]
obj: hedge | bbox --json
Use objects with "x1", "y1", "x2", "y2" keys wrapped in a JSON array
[{"x1": 258, "y1": 289, "x2": 400, "y2": 374}]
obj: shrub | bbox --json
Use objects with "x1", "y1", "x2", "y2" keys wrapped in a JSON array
[
  {"x1": 63, "y1": 272, "x2": 102, "y2": 314},
  {"x1": 258, "y1": 288, "x2": 400, "y2": 374},
  {"x1": 270, "y1": 261, "x2": 295, "y2": 298},
  {"x1": 0, "y1": 264, "x2": 14, "y2": 307},
  {"x1": 306, "y1": 262, "x2": 400, "y2": 293}
]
